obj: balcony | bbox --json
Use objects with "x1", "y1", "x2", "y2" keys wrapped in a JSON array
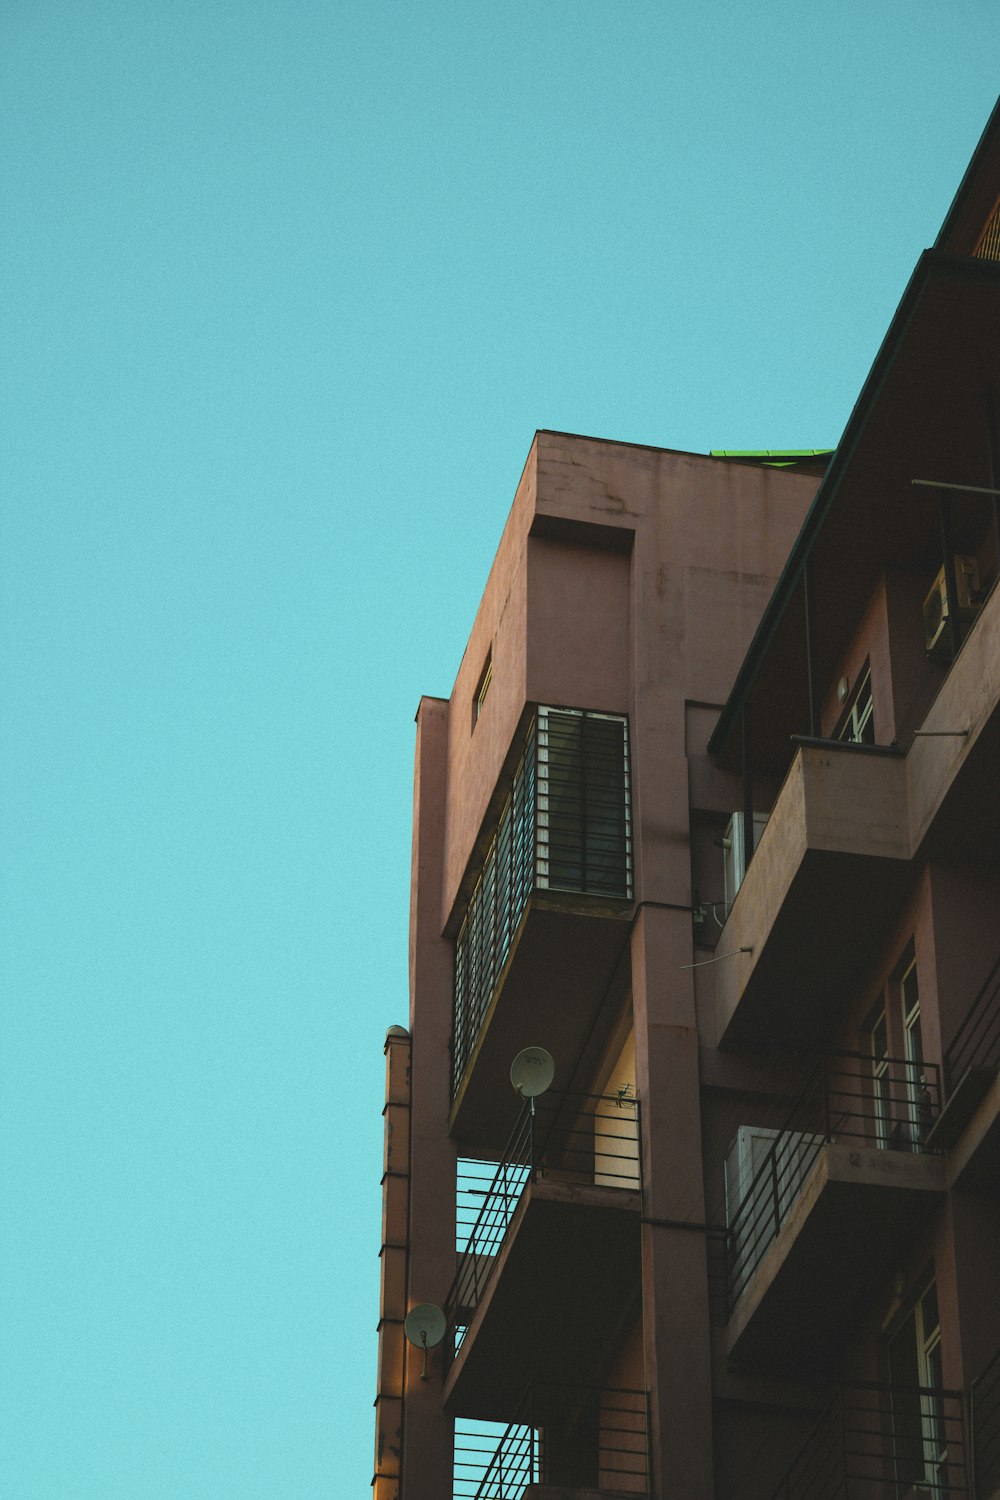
[
  {"x1": 927, "y1": 955, "x2": 1000, "y2": 1191},
  {"x1": 713, "y1": 741, "x2": 911, "y2": 1048},
  {"x1": 453, "y1": 1383, "x2": 649, "y2": 1499},
  {"x1": 714, "y1": 577, "x2": 1000, "y2": 1050},
  {"x1": 723, "y1": 1054, "x2": 947, "y2": 1374},
  {"x1": 445, "y1": 1092, "x2": 642, "y2": 1418},
  {"x1": 450, "y1": 708, "x2": 633, "y2": 1153},
  {"x1": 767, "y1": 1381, "x2": 970, "y2": 1499}
]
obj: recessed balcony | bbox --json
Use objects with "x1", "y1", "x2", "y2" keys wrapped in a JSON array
[
  {"x1": 444, "y1": 1091, "x2": 642, "y2": 1419},
  {"x1": 722, "y1": 1053, "x2": 947, "y2": 1375},
  {"x1": 767, "y1": 1380, "x2": 970, "y2": 1500}
]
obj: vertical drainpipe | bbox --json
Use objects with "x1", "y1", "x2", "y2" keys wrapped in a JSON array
[
  {"x1": 372, "y1": 1025, "x2": 412, "y2": 1500},
  {"x1": 741, "y1": 699, "x2": 754, "y2": 874},
  {"x1": 803, "y1": 559, "x2": 819, "y2": 737}
]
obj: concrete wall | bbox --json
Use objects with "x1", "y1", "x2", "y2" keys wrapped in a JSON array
[{"x1": 403, "y1": 431, "x2": 818, "y2": 1498}]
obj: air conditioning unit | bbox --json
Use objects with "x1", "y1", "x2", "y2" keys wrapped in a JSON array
[
  {"x1": 724, "y1": 1126, "x2": 825, "y2": 1297},
  {"x1": 923, "y1": 555, "x2": 981, "y2": 656}
]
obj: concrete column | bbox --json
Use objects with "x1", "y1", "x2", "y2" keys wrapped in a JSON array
[
  {"x1": 632, "y1": 904, "x2": 714, "y2": 1500},
  {"x1": 400, "y1": 697, "x2": 457, "y2": 1498}
]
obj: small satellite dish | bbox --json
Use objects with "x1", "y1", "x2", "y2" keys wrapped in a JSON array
[
  {"x1": 403, "y1": 1303, "x2": 446, "y2": 1350},
  {"x1": 403, "y1": 1303, "x2": 446, "y2": 1380},
  {"x1": 510, "y1": 1046, "x2": 555, "y2": 1099}
]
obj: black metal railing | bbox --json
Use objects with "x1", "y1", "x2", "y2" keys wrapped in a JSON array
[
  {"x1": 725, "y1": 1052, "x2": 941, "y2": 1311},
  {"x1": 770, "y1": 1381, "x2": 970, "y2": 1499},
  {"x1": 972, "y1": 1347, "x2": 1000, "y2": 1498},
  {"x1": 453, "y1": 1382, "x2": 649, "y2": 1498},
  {"x1": 447, "y1": 1089, "x2": 641, "y2": 1347},
  {"x1": 945, "y1": 955, "x2": 1000, "y2": 1095},
  {"x1": 452, "y1": 706, "x2": 632, "y2": 1095}
]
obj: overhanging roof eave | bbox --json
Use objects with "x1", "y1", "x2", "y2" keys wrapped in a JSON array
[{"x1": 707, "y1": 250, "x2": 999, "y2": 762}]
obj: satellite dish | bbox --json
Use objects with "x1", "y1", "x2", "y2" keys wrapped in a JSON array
[
  {"x1": 403, "y1": 1303, "x2": 446, "y2": 1350},
  {"x1": 403, "y1": 1303, "x2": 446, "y2": 1380},
  {"x1": 510, "y1": 1046, "x2": 555, "y2": 1099}
]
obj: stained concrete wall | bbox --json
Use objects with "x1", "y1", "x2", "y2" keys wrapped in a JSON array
[{"x1": 403, "y1": 430, "x2": 819, "y2": 1497}]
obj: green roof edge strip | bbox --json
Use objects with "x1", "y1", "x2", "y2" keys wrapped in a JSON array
[
  {"x1": 706, "y1": 249, "x2": 953, "y2": 762},
  {"x1": 709, "y1": 450, "x2": 835, "y2": 458}
]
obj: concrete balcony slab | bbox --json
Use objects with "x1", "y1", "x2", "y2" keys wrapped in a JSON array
[
  {"x1": 713, "y1": 746, "x2": 911, "y2": 1049},
  {"x1": 444, "y1": 1177, "x2": 641, "y2": 1422},
  {"x1": 450, "y1": 895, "x2": 631, "y2": 1157},
  {"x1": 726, "y1": 1143, "x2": 946, "y2": 1376}
]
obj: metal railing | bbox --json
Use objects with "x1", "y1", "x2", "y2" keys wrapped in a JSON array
[
  {"x1": 454, "y1": 1382, "x2": 649, "y2": 1498},
  {"x1": 452, "y1": 706, "x2": 632, "y2": 1095},
  {"x1": 972, "y1": 1347, "x2": 1000, "y2": 1498},
  {"x1": 447, "y1": 1089, "x2": 641, "y2": 1347},
  {"x1": 945, "y1": 954, "x2": 1000, "y2": 1095},
  {"x1": 725, "y1": 1052, "x2": 941, "y2": 1312},
  {"x1": 770, "y1": 1380, "x2": 970, "y2": 1499}
]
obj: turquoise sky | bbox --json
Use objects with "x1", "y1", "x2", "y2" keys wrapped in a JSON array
[{"x1": 2, "y1": 4, "x2": 998, "y2": 1495}]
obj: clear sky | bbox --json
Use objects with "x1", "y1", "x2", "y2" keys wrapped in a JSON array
[{"x1": 2, "y1": 4, "x2": 997, "y2": 1495}]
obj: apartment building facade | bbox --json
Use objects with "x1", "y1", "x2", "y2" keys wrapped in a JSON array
[{"x1": 374, "y1": 100, "x2": 1000, "y2": 1500}]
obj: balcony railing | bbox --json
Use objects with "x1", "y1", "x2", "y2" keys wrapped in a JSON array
[
  {"x1": 453, "y1": 1382, "x2": 649, "y2": 1498},
  {"x1": 447, "y1": 1089, "x2": 641, "y2": 1346},
  {"x1": 972, "y1": 1347, "x2": 1000, "y2": 1499},
  {"x1": 725, "y1": 1052, "x2": 941, "y2": 1312},
  {"x1": 945, "y1": 955, "x2": 1000, "y2": 1094},
  {"x1": 769, "y1": 1381, "x2": 970, "y2": 1499},
  {"x1": 452, "y1": 706, "x2": 632, "y2": 1095}
]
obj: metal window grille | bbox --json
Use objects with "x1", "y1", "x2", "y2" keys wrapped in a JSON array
[{"x1": 452, "y1": 707, "x2": 631, "y2": 1096}]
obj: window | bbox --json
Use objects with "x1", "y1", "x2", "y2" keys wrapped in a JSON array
[
  {"x1": 472, "y1": 651, "x2": 492, "y2": 727},
  {"x1": 837, "y1": 664, "x2": 875, "y2": 745},
  {"x1": 888, "y1": 1279, "x2": 947, "y2": 1493},
  {"x1": 869, "y1": 1009, "x2": 890, "y2": 1148},
  {"x1": 535, "y1": 707, "x2": 632, "y2": 899},
  {"x1": 900, "y1": 955, "x2": 931, "y2": 1150}
]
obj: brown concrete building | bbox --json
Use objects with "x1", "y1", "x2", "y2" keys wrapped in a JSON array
[{"x1": 375, "y1": 100, "x2": 1000, "y2": 1500}]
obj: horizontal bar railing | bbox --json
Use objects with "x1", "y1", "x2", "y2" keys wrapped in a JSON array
[
  {"x1": 446, "y1": 1090, "x2": 641, "y2": 1351},
  {"x1": 454, "y1": 1382, "x2": 649, "y2": 1499},
  {"x1": 725, "y1": 1052, "x2": 941, "y2": 1312},
  {"x1": 972, "y1": 1346, "x2": 1000, "y2": 1499},
  {"x1": 771, "y1": 1380, "x2": 969, "y2": 1499},
  {"x1": 945, "y1": 953, "x2": 1000, "y2": 1094}
]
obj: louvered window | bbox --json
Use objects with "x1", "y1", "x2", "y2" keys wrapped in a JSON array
[{"x1": 973, "y1": 196, "x2": 1000, "y2": 260}]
